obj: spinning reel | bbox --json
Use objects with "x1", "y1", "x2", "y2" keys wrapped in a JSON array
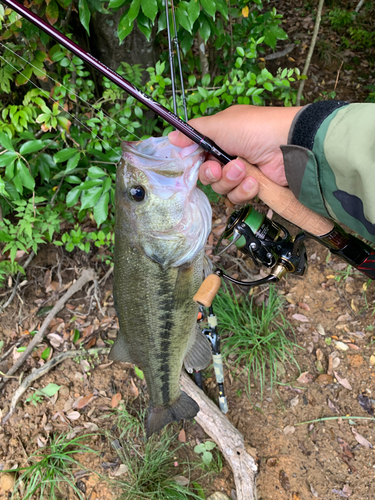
[{"x1": 214, "y1": 205, "x2": 308, "y2": 287}]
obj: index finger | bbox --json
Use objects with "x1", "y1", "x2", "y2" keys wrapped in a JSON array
[{"x1": 168, "y1": 130, "x2": 195, "y2": 148}]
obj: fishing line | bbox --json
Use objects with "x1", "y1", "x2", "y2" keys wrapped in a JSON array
[{"x1": 0, "y1": 41, "x2": 143, "y2": 145}]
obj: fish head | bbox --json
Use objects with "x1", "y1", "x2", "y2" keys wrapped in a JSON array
[{"x1": 116, "y1": 136, "x2": 212, "y2": 267}]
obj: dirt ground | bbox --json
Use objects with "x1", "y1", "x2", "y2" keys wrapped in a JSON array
[{"x1": 1, "y1": 1, "x2": 375, "y2": 499}]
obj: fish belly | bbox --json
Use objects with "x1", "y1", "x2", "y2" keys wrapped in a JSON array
[{"x1": 112, "y1": 232, "x2": 208, "y2": 435}]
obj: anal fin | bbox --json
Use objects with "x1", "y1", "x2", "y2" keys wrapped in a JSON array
[
  {"x1": 108, "y1": 334, "x2": 133, "y2": 363},
  {"x1": 183, "y1": 327, "x2": 212, "y2": 373}
]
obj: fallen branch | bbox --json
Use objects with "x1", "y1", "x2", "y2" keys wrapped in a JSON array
[
  {"x1": 296, "y1": 0, "x2": 325, "y2": 106},
  {"x1": 1, "y1": 347, "x2": 110, "y2": 425},
  {"x1": 180, "y1": 371, "x2": 257, "y2": 500},
  {"x1": 0, "y1": 268, "x2": 96, "y2": 391},
  {"x1": 0, "y1": 251, "x2": 35, "y2": 315},
  {"x1": 264, "y1": 44, "x2": 295, "y2": 60}
]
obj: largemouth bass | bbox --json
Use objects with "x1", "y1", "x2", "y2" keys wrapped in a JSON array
[{"x1": 109, "y1": 136, "x2": 213, "y2": 436}]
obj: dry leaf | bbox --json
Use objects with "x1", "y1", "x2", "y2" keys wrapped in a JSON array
[
  {"x1": 114, "y1": 464, "x2": 129, "y2": 476},
  {"x1": 178, "y1": 428, "x2": 186, "y2": 443},
  {"x1": 85, "y1": 337, "x2": 97, "y2": 349},
  {"x1": 129, "y1": 378, "x2": 139, "y2": 398},
  {"x1": 173, "y1": 476, "x2": 189, "y2": 486},
  {"x1": 83, "y1": 422, "x2": 99, "y2": 432},
  {"x1": 337, "y1": 313, "x2": 351, "y2": 322},
  {"x1": 283, "y1": 425, "x2": 295, "y2": 435},
  {"x1": 76, "y1": 393, "x2": 95, "y2": 410},
  {"x1": 337, "y1": 437, "x2": 354, "y2": 459},
  {"x1": 316, "y1": 349, "x2": 324, "y2": 361},
  {"x1": 83, "y1": 324, "x2": 94, "y2": 338},
  {"x1": 67, "y1": 411, "x2": 81, "y2": 421},
  {"x1": 334, "y1": 371, "x2": 352, "y2": 390},
  {"x1": 327, "y1": 398, "x2": 340, "y2": 414},
  {"x1": 297, "y1": 371, "x2": 313, "y2": 384},
  {"x1": 298, "y1": 302, "x2": 310, "y2": 311},
  {"x1": 279, "y1": 470, "x2": 290, "y2": 491},
  {"x1": 332, "y1": 484, "x2": 352, "y2": 498},
  {"x1": 292, "y1": 494, "x2": 301, "y2": 500},
  {"x1": 352, "y1": 427, "x2": 373, "y2": 448},
  {"x1": 292, "y1": 314, "x2": 309, "y2": 322},
  {"x1": 111, "y1": 393, "x2": 122, "y2": 408},
  {"x1": 310, "y1": 484, "x2": 319, "y2": 497},
  {"x1": 316, "y1": 323, "x2": 325, "y2": 336}
]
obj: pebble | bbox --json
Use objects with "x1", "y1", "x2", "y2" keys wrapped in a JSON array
[
  {"x1": 0, "y1": 472, "x2": 16, "y2": 492},
  {"x1": 207, "y1": 493, "x2": 231, "y2": 500},
  {"x1": 283, "y1": 425, "x2": 296, "y2": 435},
  {"x1": 370, "y1": 355, "x2": 375, "y2": 366},
  {"x1": 59, "y1": 386, "x2": 70, "y2": 397},
  {"x1": 316, "y1": 374, "x2": 334, "y2": 385}
]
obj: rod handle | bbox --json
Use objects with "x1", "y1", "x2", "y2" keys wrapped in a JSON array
[
  {"x1": 241, "y1": 158, "x2": 334, "y2": 236},
  {"x1": 193, "y1": 274, "x2": 221, "y2": 307}
]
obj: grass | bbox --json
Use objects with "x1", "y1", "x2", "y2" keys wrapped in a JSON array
[
  {"x1": 4, "y1": 432, "x2": 99, "y2": 500},
  {"x1": 213, "y1": 283, "x2": 300, "y2": 398},
  {"x1": 108, "y1": 403, "x2": 207, "y2": 500}
]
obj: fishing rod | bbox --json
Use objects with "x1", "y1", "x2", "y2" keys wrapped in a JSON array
[{"x1": 2, "y1": 0, "x2": 375, "y2": 299}]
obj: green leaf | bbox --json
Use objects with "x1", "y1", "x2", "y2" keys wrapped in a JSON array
[
  {"x1": 88, "y1": 166, "x2": 106, "y2": 178},
  {"x1": 128, "y1": 0, "x2": 141, "y2": 22},
  {"x1": 80, "y1": 186, "x2": 103, "y2": 210},
  {"x1": 200, "y1": 0, "x2": 216, "y2": 17},
  {"x1": 108, "y1": 0, "x2": 126, "y2": 8},
  {"x1": 236, "y1": 47, "x2": 245, "y2": 57},
  {"x1": 118, "y1": 13, "x2": 133, "y2": 42},
  {"x1": 19, "y1": 140, "x2": 45, "y2": 155},
  {"x1": 54, "y1": 148, "x2": 78, "y2": 163},
  {"x1": 78, "y1": 0, "x2": 91, "y2": 35},
  {"x1": 187, "y1": 0, "x2": 200, "y2": 24},
  {"x1": 202, "y1": 451, "x2": 213, "y2": 464},
  {"x1": 134, "y1": 365, "x2": 144, "y2": 379},
  {"x1": 199, "y1": 16, "x2": 211, "y2": 43},
  {"x1": 141, "y1": 0, "x2": 158, "y2": 21},
  {"x1": 263, "y1": 82, "x2": 274, "y2": 91},
  {"x1": 176, "y1": 6, "x2": 192, "y2": 33},
  {"x1": 93, "y1": 191, "x2": 109, "y2": 225},
  {"x1": 45, "y1": 0, "x2": 59, "y2": 25},
  {"x1": 0, "y1": 131, "x2": 14, "y2": 151},
  {"x1": 0, "y1": 151, "x2": 17, "y2": 167},
  {"x1": 188, "y1": 75, "x2": 196, "y2": 86},
  {"x1": 66, "y1": 152, "x2": 81, "y2": 172},
  {"x1": 38, "y1": 383, "x2": 61, "y2": 397},
  {"x1": 66, "y1": 187, "x2": 81, "y2": 207},
  {"x1": 204, "y1": 441, "x2": 216, "y2": 451},
  {"x1": 194, "y1": 443, "x2": 206, "y2": 454},
  {"x1": 17, "y1": 160, "x2": 35, "y2": 191},
  {"x1": 36, "y1": 153, "x2": 56, "y2": 182}
]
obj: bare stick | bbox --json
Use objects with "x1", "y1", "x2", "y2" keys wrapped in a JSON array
[
  {"x1": 355, "y1": 0, "x2": 365, "y2": 12},
  {"x1": 180, "y1": 371, "x2": 257, "y2": 500},
  {"x1": 2, "y1": 347, "x2": 110, "y2": 425},
  {"x1": 0, "y1": 251, "x2": 35, "y2": 315},
  {"x1": 296, "y1": 0, "x2": 325, "y2": 106},
  {"x1": 0, "y1": 268, "x2": 96, "y2": 390}
]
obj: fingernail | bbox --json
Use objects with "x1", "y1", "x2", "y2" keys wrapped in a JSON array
[
  {"x1": 243, "y1": 178, "x2": 256, "y2": 192},
  {"x1": 168, "y1": 130, "x2": 179, "y2": 140},
  {"x1": 227, "y1": 161, "x2": 245, "y2": 180},
  {"x1": 205, "y1": 166, "x2": 217, "y2": 180}
]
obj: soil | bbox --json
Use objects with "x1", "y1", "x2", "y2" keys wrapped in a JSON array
[{"x1": 1, "y1": 1, "x2": 375, "y2": 499}]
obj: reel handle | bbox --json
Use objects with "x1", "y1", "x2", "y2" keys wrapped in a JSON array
[{"x1": 240, "y1": 157, "x2": 334, "y2": 237}]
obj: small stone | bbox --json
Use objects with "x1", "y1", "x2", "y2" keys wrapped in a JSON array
[
  {"x1": 334, "y1": 341, "x2": 349, "y2": 351},
  {"x1": 370, "y1": 354, "x2": 375, "y2": 366},
  {"x1": 207, "y1": 493, "x2": 231, "y2": 500},
  {"x1": 283, "y1": 425, "x2": 296, "y2": 434},
  {"x1": 0, "y1": 472, "x2": 16, "y2": 492},
  {"x1": 316, "y1": 374, "x2": 334, "y2": 385},
  {"x1": 59, "y1": 386, "x2": 70, "y2": 397},
  {"x1": 267, "y1": 458, "x2": 278, "y2": 467}
]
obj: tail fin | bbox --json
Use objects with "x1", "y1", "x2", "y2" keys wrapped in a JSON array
[{"x1": 147, "y1": 391, "x2": 199, "y2": 438}]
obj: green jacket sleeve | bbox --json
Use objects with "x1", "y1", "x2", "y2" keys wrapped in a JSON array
[{"x1": 280, "y1": 101, "x2": 375, "y2": 243}]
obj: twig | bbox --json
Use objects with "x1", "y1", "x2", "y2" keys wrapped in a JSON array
[
  {"x1": 180, "y1": 371, "x2": 257, "y2": 500},
  {"x1": 296, "y1": 0, "x2": 325, "y2": 106},
  {"x1": 295, "y1": 415, "x2": 375, "y2": 426},
  {"x1": 355, "y1": 0, "x2": 365, "y2": 12},
  {"x1": 0, "y1": 340, "x2": 22, "y2": 363},
  {"x1": 264, "y1": 44, "x2": 295, "y2": 61},
  {"x1": 0, "y1": 251, "x2": 35, "y2": 315},
  {"x1": 87, "y1": 266, "x2": 113, "y2": 296},
  {"x1": 334, "y1": 60, "x2": 344, "y2": 91},
  {"x1": 1, "y1": 347, "x2": 110, "y2": 425},
  {"x1": 0, "y1": 268, "x2": 96, "y2": 390}
]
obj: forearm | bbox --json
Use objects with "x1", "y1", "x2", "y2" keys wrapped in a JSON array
[{"x1": 281, "y1": 101, "x2": 375, "y2": 242}]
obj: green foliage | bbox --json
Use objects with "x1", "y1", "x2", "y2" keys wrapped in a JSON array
[
  {"x1": 5, "y1": 432, "x2": 99, "y2": 500},
  {"x1": 109, "y1": 404, "x2": 205, "y2": 499},
  {"x1": 194, "y1": 441, "x2": 217, "y2": 466},
  {"x1": 326, "y1": 5, "x2": 375, "y2": 51},
  {"x1": 214, "y1": 284, "x2": 300, "y2": 397}
]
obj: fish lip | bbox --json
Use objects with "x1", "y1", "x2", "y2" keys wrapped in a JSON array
[{"x1": 121, "y1": 137, "x2": 206, "y2": 168}]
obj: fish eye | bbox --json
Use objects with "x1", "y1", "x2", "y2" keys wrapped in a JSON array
[{"x1": 129, "y1": 185, "x2": 146, "y2": 202}]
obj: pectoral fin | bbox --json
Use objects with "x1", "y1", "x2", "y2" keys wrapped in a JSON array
[
  {"x1": 183, "y1": 327, "x2": 212, "y2": 373},
  {"x1": 108, "y1": 334, "x2": 133, "y2": 363}
]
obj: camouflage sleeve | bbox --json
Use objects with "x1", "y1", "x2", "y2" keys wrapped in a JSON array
[{"x1": 280, "y1": 101, "x2": 375, "y2": 243}]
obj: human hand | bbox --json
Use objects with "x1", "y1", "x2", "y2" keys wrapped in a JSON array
[{"x1": 168, "y1": 105, "x2": 302, "y2": 204}]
